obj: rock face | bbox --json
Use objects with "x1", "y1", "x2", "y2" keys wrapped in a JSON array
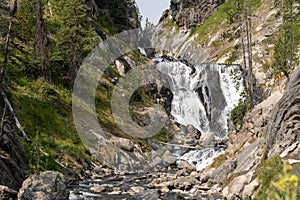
[
  {"x1": 160, "y1": 0, "x2": 225, "y2": 29},
  {"x1": 0, "y1": 185, "x2": 18, "y2": 200},
  {"x1": 266, "y1": 67, "x2": 300, "y2": 157},
  {"x1": 91, "y1": 0, "x2": 140, "y2": 33},
  {"x1": 18, "y1": 171, "x2": 69, "y2": 200},
  {"x1": 0, "y1": 124, "x2": 27, "y2": 190}
]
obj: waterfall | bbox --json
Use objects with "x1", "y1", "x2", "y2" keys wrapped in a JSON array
[{"x1": 156, "y1": 59, "x2": 244, "y2": 171}]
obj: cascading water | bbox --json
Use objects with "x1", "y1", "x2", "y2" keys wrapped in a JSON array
[{"x1": 156, "y1": 59, "x2": 244, "y2": 171}]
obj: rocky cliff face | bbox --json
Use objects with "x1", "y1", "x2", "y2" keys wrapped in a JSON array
[
  {"x1": 89, "y1": 0, "x2": 141, "y2": 33},
  {"x1": 266, "y1": 67, "x2": 300, "y2": 157},
  {"x1": 0, "y1": 124, "x2": 27, "y2": 190},
  {"x1": 160, "y1": 0, "x2": 225, "y2": 29}
]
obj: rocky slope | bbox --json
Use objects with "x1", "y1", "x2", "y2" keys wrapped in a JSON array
[{"x1": 160, "y1": 0, "x2": 225, "y2": 30}]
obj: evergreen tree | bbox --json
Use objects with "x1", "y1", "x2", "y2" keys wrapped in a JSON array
[
  {"x1": 272, "y1": 0, "x2": 300, "y2": 79},
  {"x1": 34, "y1": 0, "x2": 50, "y2": 81},
  {"x1": 47, "y1": 0, "x2": 99, "y2": 87}
]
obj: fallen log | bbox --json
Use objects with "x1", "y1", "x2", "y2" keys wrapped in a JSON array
[{"x1": 1, "y1": 90, "x2": 31, "y2": 142}]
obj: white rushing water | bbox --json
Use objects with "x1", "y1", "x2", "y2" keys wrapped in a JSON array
[{"x1": 156, "y1": 60, "x2": 244, "y2": 171}]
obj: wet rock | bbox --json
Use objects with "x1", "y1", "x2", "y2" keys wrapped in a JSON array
[
  {"x1": 129, "y1": 189, "x2": 160, "y2": 200},
  {"x1": 18, "y1": 171, "x2": 69, "y2": 200},
  {"x1": 0, "y1": 185, "x2": 18, "y2": 200},
  {"x1": 177, "y1": 161, "x2": 196, "y2": 172},
  {"x1": 90, "y1": 185, "x2": 105, "y2": 193},
  {"x1": 172, "y1": 177, "x2": 195, "y2": 190}
]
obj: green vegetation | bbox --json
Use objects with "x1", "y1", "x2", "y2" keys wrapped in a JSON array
[
  {"x1": 163, "y1": 19, "x2": 180, "y2": 31},
  {"x1": 151, "y1": 128, "x2": 173, "y2": 143},
  {"x1": 230, "y1": 90, "x2": 252, "y2": 127},
  {"x1": 270, "y1": 0, "x2": 300, "y2": 79},
  {"x1": 191, "y1": 0, "x2": 262, "y2": 44},
  {"x1": 10, "y1": 79, "x2": 92, "y2": 172},
  {"x1": 255, "y1": 156, "x2": 300, "y2": 200},
  {"x1": 0, "y1": 0, "x2": 141, "y2": 172}
]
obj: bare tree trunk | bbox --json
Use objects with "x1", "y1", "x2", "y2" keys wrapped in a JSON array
[
  {"x1": 0, "y1": 0, "x2": 17, "y2": 83},
  {"x1": 288, "y1": 1, "x2": 293, "y2": 70},
  {"x1": 241, "y1": 24, "x2": 248, "y2": 81},
  {"x1": 34, "y1": 0, "x2": 51, "y2": 81},
  {"x1": 67, "y1": 45, "x2": 80, "y2": 88},
  {"x1": 244, "y1": 0, "x2": 255, "y2": 103}
]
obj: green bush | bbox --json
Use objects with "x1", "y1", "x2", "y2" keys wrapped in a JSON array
[{"x1": 230, "y1": 90, "x2": 252, "y2": 127}]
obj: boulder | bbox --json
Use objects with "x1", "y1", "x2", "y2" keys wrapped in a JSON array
[
  {"x1": 0, "y1": 125, "x2": 27, "y2": 190},
  {"x1": 0, "y1": 185, "x2": 18, "y2": 200},
  {"x1": 225, "y1": 172, "x2": 254, "y2": 200},
  {"x1": 243, "y1": 178, "x2": 259, "y2": 198},
  {"x1": 110, "y1": 137, "x2": 135, "y2": 152},
  {"x1": 90, "y1": 185, "x2": 105, "y2": 193},
  {"x1": 18, "y1": 171, "x2": 69, "y2": 200},
  {"x1": 209, "y1": 158, "x2": 236, "y2": 184}
]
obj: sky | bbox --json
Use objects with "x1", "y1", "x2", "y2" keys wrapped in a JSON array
[{"x1": 135, "y1": 0, "x2": 170, "y2": 27}]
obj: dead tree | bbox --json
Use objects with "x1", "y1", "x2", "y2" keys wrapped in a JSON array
[{"x1": 0, "y1": 0, "x2": 31, "y2": 142}]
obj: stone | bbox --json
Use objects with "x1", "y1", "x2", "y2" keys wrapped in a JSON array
[
  {"x1": 111, "y1": 137, "x2": 135, "y2": 152},
  {"x1": 177, "y1": 161, "x2": 196, "y2": 172},
  {"x1": 129, "y1": 186, "x2": 144, "y2": 194},
  {"x1": 162, "y1": 150, "x2": 177, "y2": 165},
  {"x1": 234, "y1": 140, "x2": 262, "y2": 173},
  {"x1": 160, "y1": 186, "x2": 169, "y2": 193},
  {"x1": 279, "y1": 141, "x2": 299, "y2": 158},
  {"x1": 226, "y1": 172, "x2": 254, "y2": 199},
  {"x1": 288, "y1": 159, "x2": 300, "y2": 165},
  {"x1": 243, "y1": 179, "x2": 259, "y2": 198},
  {"x1": 266, "y1": 66, "x2": 300, "y2": 157},
  {"x1": 209, "y1": 158, "x2": 236, "y2": 184},
  {"x1": 0, "y1": 128, "x2": 27, "y2": 190},
  {"x1": 107, "y1": 190, "x2": 122, "y2": 195},
  {"x1": 131, "y1": 189, "x2": 160, "y2": 200},
  {"x1": 18, "y1": 171, "x2": 69, "y2": 200},
  {"x1": 90, "y1": 185, "x2": 106, "y2": 193},
  {"x1": 0, "y1": 185, "x2": 18, "y2": 200}
]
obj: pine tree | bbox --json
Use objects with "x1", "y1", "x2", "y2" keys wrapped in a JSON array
[
  {"x1": 272, "y1": 0, "x2": 300, "y2": 79},
  {"x1": 48, "y1": 0, "x2": 99, "y2": 87},
  {"x1": 34, "y1": 0, "x2": 50, "y2": 81}
]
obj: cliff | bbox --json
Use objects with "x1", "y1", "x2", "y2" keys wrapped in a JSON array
[{"x1": 160, "y1": 0, "x2": 225, "y2": 29}]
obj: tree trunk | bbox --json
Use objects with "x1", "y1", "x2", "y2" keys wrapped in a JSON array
[
  {"x1": 0, "y1": 0, "x2": 17, "y2": 83},
  {"x1": 34, "y1": 0, "x2": 51, "y2": 81},
  {"x1": 288, "y1": 1, "x2": 293, "y2": 70}
]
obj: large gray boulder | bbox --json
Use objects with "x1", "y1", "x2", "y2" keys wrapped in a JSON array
[
  {"x1": 266, "y1": 67, "x2": 300, "y2": 157},
  {"x1": 18, "y1": 171, "x2": 69, "y2": 200}
]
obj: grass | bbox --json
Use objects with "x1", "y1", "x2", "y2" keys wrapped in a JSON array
[
  {"x1": 255, "y1": 156, "x2": 284, "y2": 200},
  {"x1": 191, "y1": 0, "x2": 262, "y2": 45},
  {"x1": 163, "y1": 19, "x2": 180, "y2": 32},
  {"x1": 9, "y1": 79, "x2": 93, "y2": 172}
]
